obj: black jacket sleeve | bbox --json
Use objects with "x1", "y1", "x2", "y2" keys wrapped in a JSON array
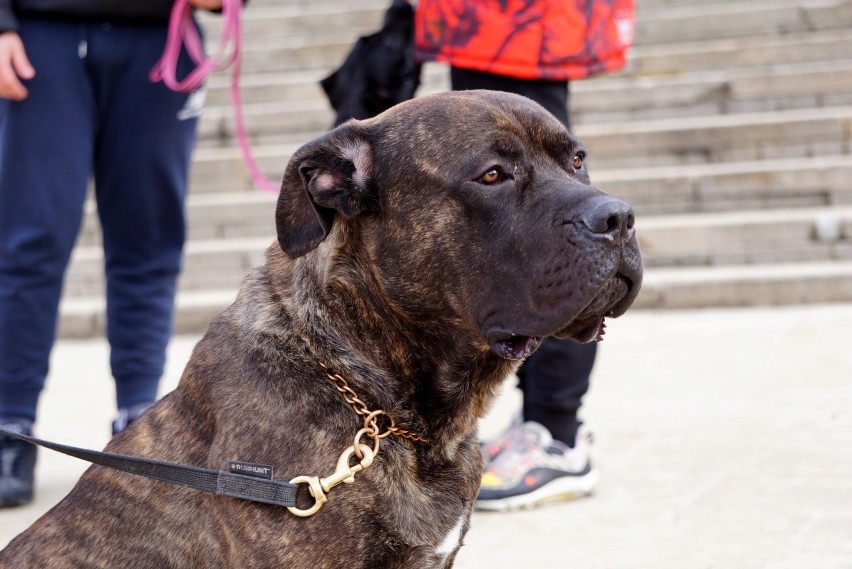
[
  {"x1": 0, "y1": 0, "x2": 249, "y2": 34},
  {"x1": 0, "y1": 0, "x2": 19, "y2": 33}
]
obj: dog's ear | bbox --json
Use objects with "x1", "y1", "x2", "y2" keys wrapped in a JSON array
[{"x1": 276, "y1": 123, "x2": 375, "y2": 258}]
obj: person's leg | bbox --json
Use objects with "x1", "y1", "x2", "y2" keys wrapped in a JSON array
[
  {"x1": 87, "y1": 21, "x2": 199, "y2": 424},
  {"x1": 0, "y1": 18, "x2": 95, "y2": 505},
  {"x1": 450, "y1": 66, "x2": 571, "y2": 130},
  {"x1": 0, "y1": 19, "x2": 95, "y2": 423},
  {"x1": 451, "y1": 66, "x2": 599, "y2": 510},
  {"x1": 517, "y1": 338, "x2": 596, "y2": 446},
  {"x1": 477, "y1": 335, "x2": 599, "y2": 512},
  {"x1": 451, "y1": 66, "x2": 591, "y2": 447}
]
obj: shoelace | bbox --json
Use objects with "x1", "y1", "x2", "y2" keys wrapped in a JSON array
[{"x1": 150, "y1": 0, "x2": 278, "y2": 192}]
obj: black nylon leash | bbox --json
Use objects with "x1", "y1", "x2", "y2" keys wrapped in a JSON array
[{"x1": 0, "y1": 425, "x2": 297, "y2": 508}]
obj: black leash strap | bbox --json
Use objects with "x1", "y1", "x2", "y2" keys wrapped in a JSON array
[{"x1": 0, "y1": 425, "x2": 297, "y2": 508}]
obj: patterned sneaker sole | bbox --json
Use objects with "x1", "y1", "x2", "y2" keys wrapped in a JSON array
[{"x1": 474, "y1": 469, "x2": 598, "y2": 512}]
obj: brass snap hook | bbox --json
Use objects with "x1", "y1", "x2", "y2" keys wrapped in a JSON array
[{"x1": 287, "y1": 443, "x2": 374, "y2": 517}]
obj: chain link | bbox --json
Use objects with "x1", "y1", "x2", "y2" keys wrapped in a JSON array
[
  {"x1": 286, "y1": 363, "x2": 429, "y2": 517},
  {"x1": 320, "y1": 363, "x2": 429, "y2": 444}
]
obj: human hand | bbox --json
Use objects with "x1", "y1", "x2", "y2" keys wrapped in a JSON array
[
  {"x1": 188, "y1": 0, "x2": 224, "y2": 9},
  {"x1": 0, "y1": 31, "x2": 34, "y2": 101}
]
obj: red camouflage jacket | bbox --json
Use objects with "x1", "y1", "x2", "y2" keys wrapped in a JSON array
[{"x1": 414, "y1": 0, "x2": 634, "y2": 81}]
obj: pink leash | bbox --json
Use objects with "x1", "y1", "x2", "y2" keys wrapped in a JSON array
[{"x1": 150, "y1": 0, "x2": 279, "y2": 192}]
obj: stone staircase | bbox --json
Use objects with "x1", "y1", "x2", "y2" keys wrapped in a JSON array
[{"x1": 60, "y1": 0, "x2": 852, "y2": 337}]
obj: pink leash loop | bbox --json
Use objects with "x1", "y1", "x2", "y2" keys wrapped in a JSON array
[{"x1": 151, "y1": 0, "x2": 279, "y2": 192}]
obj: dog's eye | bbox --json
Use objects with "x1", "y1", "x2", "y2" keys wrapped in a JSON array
[
  {"x1": 572, "y1": 153, "x2": 585, "y2": 170},
  {"x1": 478, "y1": 167, "x2": 506, "y2": 185}
]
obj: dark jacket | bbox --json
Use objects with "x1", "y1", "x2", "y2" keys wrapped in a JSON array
[{"x1": 0, "y1": 0, "x2": 180, "y2": 32}]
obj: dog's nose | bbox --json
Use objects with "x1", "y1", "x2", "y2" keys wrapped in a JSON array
[{"x1": 581, "y1": 196, "x2": 635, "y2": 241}]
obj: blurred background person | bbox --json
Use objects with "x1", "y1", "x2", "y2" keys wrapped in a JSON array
[
  {"x1": 415, "y1": 0, "x2": 634, "y2": 511},
  {"x1": 0, "y1": 0, "x2": 224, "y2": 508}
]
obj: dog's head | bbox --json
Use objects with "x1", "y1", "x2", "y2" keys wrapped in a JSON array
[{"x1": 276, "y1": 90, "x2": 642, "y2": 360}]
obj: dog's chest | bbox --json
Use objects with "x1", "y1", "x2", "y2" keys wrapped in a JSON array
[
  {"x1": 434, "y1": 514, "x2": 467, "y2": 559},
  {"x1": 373, "y1": 466, "x2": 475, "y2": 567},
  {"x1": 385, "y1": 512, "x2": 469, "y2": 568}
]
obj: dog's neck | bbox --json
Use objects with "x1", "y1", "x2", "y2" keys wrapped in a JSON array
[{"x1": 264, "y1": 244, "x2": 518, "y2": 455}]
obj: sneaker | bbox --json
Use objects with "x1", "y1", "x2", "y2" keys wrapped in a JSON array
[
  {"x1": 475, "y1": 421, "x2": 597, "y2": 512},
  {"x1": 479, "y1": 413, "x2": 524, "y2": 465},
  {"x1": 112, "y1": 402, "x2": 153, "y2": 435},
  {"x1": 0, "y1": 420, "x2": 37, "y2": 508}
]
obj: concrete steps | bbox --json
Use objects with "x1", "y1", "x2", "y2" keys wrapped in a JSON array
[
  {"x1": 67, "y1": 203, "x2": 852, "y2": 297},
  {"x1": 191, "y1": 104, "x2": 852, "y2": 176},
  {"x1": 597, "y1": 154, "x2": 852, "y2": 215},
  {"x1": 66, "y1": 200, "x2": 852, "y2": 318},
  {"x1": 637, "y1": 261, "x2": 852, "y2": 309},
  {"x1": 180, "y1": 147, "x2": 852, "y2": 213},
  {"x1": 64, "y1": 197, "x2": 852, "y2": 340},
  {"x1": 203, "y1": 0, "x2": 852, "y2": 49},
  {"x1": 629, "y1": 27, "x2": 852, "y2": 76},
  {"x1": 60, "y1": 260, "x2": 852, "y2": 338},
  {"x1": 638, "y1": 206, "x2": 852, "y2": 268},
  {"x1": 632, "y1": 0, "x2": 852, "y2": 45},
  {"x1": 56, "y1": 0, "x2": 852, "y2": 337},
  {"x1": 203, "y1": 56, "x2": 852, "y2": 123},
  {"x1": 199, "y1": 18, "x2": 852, "y2": 83},
  {"x1": 74, "y1": 150, "x2": 852, "y2": 256}
]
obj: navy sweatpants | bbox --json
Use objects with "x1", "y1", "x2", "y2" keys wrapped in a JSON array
[{"x1": 0, "y1": 17, "x2": 200, "y2": 422}]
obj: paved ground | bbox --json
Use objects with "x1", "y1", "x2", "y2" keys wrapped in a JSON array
[{"x1": 2, "y1": 303, "x2": 851, "y2": 568}]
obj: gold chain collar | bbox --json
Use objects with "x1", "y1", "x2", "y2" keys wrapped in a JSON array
[
  {"x1": 320, "y1": 363, "x2": 428, "y2": 447},
  {"x1": 286, "y1": 364, "x2": 426, "y2": 517}
]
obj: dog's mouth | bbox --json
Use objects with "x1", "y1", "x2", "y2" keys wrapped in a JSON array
[
  {"x1": 555, "y1": 272, "x2": 636, "y2": 343},
  {"x1": 485, "y1": 269, "x2": 639, "y2": 359},
  {"x1": 557, "y1": 314, "x2": 609, "y2": 344},
  {"x1": 487, "y1": 318, "x2": 605, "y2": 360},
  {"x1": 488, "y1": 334, "x2": 543, "y2": 360}
]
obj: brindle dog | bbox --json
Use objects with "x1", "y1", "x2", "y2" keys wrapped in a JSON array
[{"x1": 0, "y1": 90, "x2": 642, "y2": 568}]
